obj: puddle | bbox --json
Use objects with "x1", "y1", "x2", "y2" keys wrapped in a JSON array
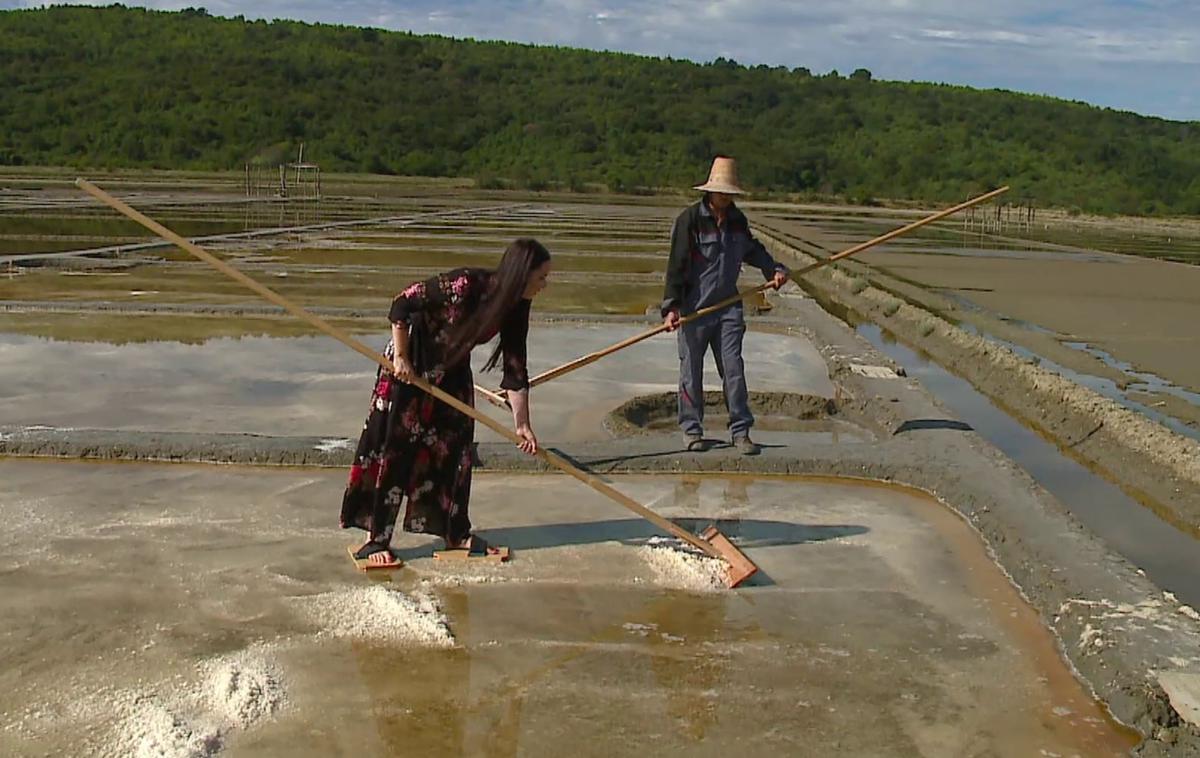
[
  {"x1": 856, "y1": 322, "x2": 1200, "y2": 608},
  {"x1": 952, "y1": 322, "x2": 1200, "y2": 442},
  {"x1": 1063, "y1": 340, "x2": 1200, "y2": 410}
]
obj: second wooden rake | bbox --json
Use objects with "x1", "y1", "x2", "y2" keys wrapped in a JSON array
[{"x1": 491, "y1": 186, "x2": 1009, "y2": 395}]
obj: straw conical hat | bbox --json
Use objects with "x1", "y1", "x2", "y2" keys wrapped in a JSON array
[{"x1": 693, "y1": 156, "x2": 744, "y2": 194}]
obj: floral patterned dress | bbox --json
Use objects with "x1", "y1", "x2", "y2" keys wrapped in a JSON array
[{"x1": 340, "y1": 267, "x2": 531, "y2": 546}]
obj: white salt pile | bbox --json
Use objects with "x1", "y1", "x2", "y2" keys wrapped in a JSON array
[
  {"x1": 295, "y1": 585, "x2": 455, "y2": 647},
  {"x1": 640, "y1": 536, "x2": 728, "y2": 593},
  {"x1": 203, "y1": 652, "x2": 285, "y2": 730},
  {"x1": 107, "y1": 648, "x2": 286, "y2": 758},
  {"x1": 114, "y1": 696, "x2": 221, "y2": 758}
]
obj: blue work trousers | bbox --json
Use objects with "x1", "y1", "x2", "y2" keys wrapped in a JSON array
[{"x1": 677, "y1": 305, "x2": 752, "y2": 440}]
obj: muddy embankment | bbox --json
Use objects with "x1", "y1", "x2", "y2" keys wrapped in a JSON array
[{"x1": 756, "y1": 228, "x2": 1200, "y2": 537}]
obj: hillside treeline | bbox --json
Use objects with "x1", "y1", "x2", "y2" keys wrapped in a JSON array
[{"x1": 2, "y1": 6, "x2": 1198, "y2": 214}]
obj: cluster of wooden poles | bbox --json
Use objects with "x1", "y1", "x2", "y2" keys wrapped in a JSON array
[{"x1": 76, "y1": 179, "x2": 1007, "y2": 587}]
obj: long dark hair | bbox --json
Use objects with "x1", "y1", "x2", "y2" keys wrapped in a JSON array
[{"x1": 443, "y1": 238, "x2": 550, "y2": 370}]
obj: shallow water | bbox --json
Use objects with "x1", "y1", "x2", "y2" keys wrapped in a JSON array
[
  {"x1": 762, "y1": 208, "x2": 1200, "y2": 265},
  {"x1": 0, "y1": 265, "x2": 662, "y2": 315},
  {"x1": 271, "y1": 245, "x2": 666, "y2": 274},
  {"x1": 1064, "y1": 340, "x2": 1200, "y2": 410},
  {"x1": 0, "y1": 213, "x2": 249, "y2": 244},
  {"x1": 0, "y1": 323, "x2": 834, "y2": 443},
  {"x1": 0, "y1": 465, "x2": 1137, "y2": 757},
  {"x1": 857, "y1": 322, "x2": 1200, "y2": 607},
  {"x1": 948, "y1": 321, "x2": 1200, "y2": 442}
]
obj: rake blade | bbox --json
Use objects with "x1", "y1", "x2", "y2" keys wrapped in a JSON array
[{"x1": 700, "y1": 526, "x2": 758, "y2": 588}]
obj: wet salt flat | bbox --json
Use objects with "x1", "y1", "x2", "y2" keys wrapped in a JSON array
[
  {"x1": 0, "y1": 462, "x2": 1134, "y2": 757},
  {"x1": 2, "y1": 184, "x2": 1189, "y2": 755},
  {"x1": 0, "y1": 323, "x2": 834, "y2": 443}
]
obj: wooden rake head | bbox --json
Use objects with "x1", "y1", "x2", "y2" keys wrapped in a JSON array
[{"x1": 700, "y1": 525, "x2": 758, "y2": 588}]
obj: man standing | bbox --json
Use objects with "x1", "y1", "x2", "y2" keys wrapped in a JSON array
[{"x1": 662, "y1": 156, "x2": 789, "y2": 456}]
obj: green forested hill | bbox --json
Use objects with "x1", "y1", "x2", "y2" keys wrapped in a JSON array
[{"x1": 2, "y1": 5, "x2": 1198, "y2": 214}]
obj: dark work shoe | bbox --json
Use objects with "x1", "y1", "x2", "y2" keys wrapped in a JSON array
[
  {"x1": 734, "y1": 436, "x2": 760, "y2": 456},
  {"x1": 685, "y1": 433, "x2": 710, "y2": 452}
]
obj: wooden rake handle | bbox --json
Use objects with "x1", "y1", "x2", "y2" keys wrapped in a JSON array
[
  {"x1": 529, "y1": 280, "x2": 776, "y2": 387},
  {"x1": 75, "y1": 179, "x2": 720, "y2": 558},
  {"x1": 523, "y1": 185, "x2": 1010, "y2": 389},
  {"x1": 788, "y1": 185, "x2": 1010, "y2": 276},
  {"x1": 71, "y1": 178, "x2": 508, "y2": 408}
]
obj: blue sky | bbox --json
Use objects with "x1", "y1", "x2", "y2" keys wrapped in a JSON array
[{"x1": 6, "y1": 0, "x2": 1198, "y2": 121}]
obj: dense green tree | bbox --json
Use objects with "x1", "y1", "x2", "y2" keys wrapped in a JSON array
[{"x1": 0, "y1": 6, "x2": 1197, "y2": 215}]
